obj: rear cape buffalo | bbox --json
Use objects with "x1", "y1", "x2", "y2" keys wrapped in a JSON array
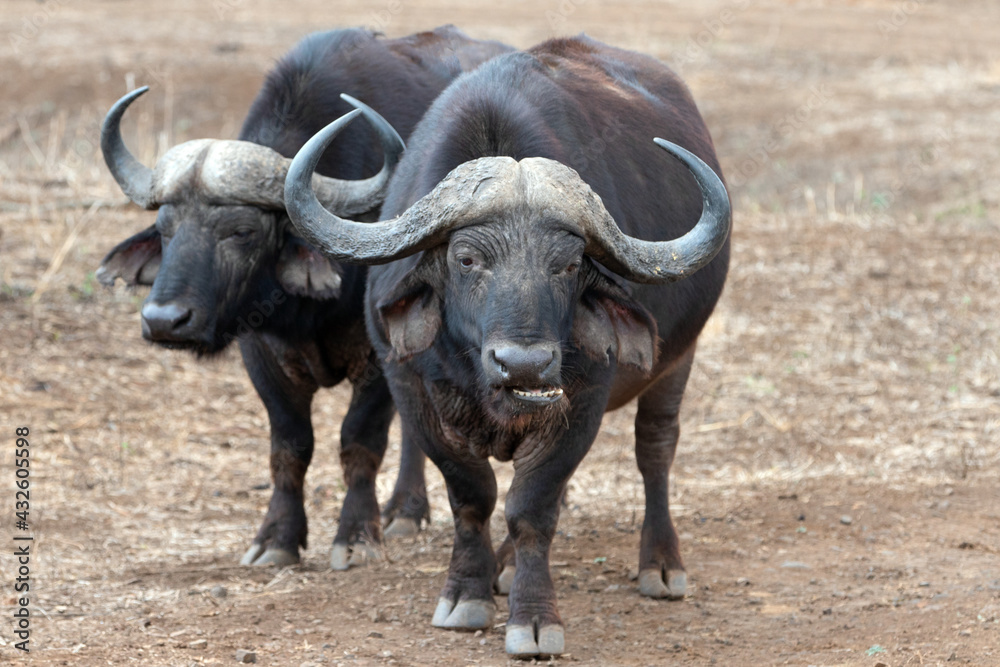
[
  {"x1": 285, "y1": 36, "x2": 732, "y2": 657},
  {"x1": 96, "y1": 26, "x2": 512, "y2": 569}
]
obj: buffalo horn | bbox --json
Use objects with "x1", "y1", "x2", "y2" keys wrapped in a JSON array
[
  {"x1": 100, "y1": 88, "x2": 405, "y2": 213},
  {"x1": 285, "y1": 114, "x2": 729, "y2": 283}
]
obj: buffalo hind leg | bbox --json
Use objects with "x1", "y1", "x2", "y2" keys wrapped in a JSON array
[
  {"x1": 330, "y1": 367, "x2": 396, "y2": 570},
  {"x1": 380, "y1": 435, "x2": 429, "y2": 539},
  {"x1": 494, "y1": 534, "x2": 516, "y2": 595},
  {"x1": 494, "y1": 488, "x2": 568, "y2": 595},
  {"x1": 635, "y1": 347, "x2": 695, "y2": 599}
]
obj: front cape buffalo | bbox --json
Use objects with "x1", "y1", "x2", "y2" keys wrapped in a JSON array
[
  {"x1": 285, "y1": 36, "x2": 730, "y2": 657},
  {"x1": 96, "y1": 26, "x2": 512, "y2": 570}
]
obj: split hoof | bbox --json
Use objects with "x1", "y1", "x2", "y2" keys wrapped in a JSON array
[
  {"x1": 505, "y1": 623, "x2": 564, "y2": 658},
  {"x1": 239, "y1": 543, "x2": 265, "y2": 566},
  {"x1": 638, "y1": 568, "x2": 687, "y2": 599},
  {"x1": 495, "y1": 565, "x2": 516, "y2": 595},
  {"x1": 330, "y1": 542, "x2": 380, "y2": 571},
  {"x1": 239, "y1": 544, "x2": 299, "y2": 567},
  {"x1": 383, "y1": 516, "x2": 420, "y2": 539},
  {"x1": 431, "y1": 598, "x2": 495, "y2": 630}
]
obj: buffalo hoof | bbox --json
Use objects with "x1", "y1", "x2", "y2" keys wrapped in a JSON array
[
  {"x1": 330, "y1": 542, "x2": 380, "y2": 571},
  {"x1": 383, "y1": 516, "x2": 420, "y2": 539},
  {"x1": 431, "y1": 598, "x2": 495, "y2": 630},
  {"x1": 505, "y1": 623, "x2": 564, "y2": 658},
  {"x1": 638, "y1": 567, "x2": 687, "y2": 599},
  {"x1": 239, "y1": 544, "x2": 299, "y2": 567},
  {"x1": 495, "y1": 565, "x2": 516, "y2": 595}
]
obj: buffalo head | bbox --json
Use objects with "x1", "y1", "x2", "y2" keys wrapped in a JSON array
[
  {"x1": 96, "y1": 87, "x2": 404, "y2": 354},
  {"x1": 284, "y1": 116, "x2": 729, "y2": 422}
]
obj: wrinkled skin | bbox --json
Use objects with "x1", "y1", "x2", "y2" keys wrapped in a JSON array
[
  {"x1": 355, "y1": 36, "x2": 730, "y2": 656},
  {"x1": 98, "y1": 26, "x2": 512, "y2": 567}
]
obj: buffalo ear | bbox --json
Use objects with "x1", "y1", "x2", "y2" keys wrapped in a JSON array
[
  {"x1": 276, "y1": 235, "x2": 342, "y2": 300},
  {"x1": 96, "y1": 224, "x2": 162, "y2": 286},
  {"x1": 375, "y1": 255, "x2": 443, "y2": 361},
  {"x1": 573, "y1": 265, "x2": 658, "y2": 373}
]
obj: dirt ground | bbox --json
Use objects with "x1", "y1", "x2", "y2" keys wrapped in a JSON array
[{"x1": 1, "y1": 0, "x2": 999, "y2": 665}]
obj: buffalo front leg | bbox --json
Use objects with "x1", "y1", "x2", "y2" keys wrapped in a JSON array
[
  {"x1": 429, "y1": 452, "x2": 498, "y2": 631},
  {"x1": 503, "y1": 384, "x2": 609, "y2": 658},
  {"x1": 240, "y1": 336, "x2": 318, "y2": 567},
  {"x1": 239, "y1": 337, "x2": 316, "y2": 567},
  {"x1": 241, "y1": 438, "x2": 311, "y2": 567},
  {"x1": 635, "y1": 348, "x2": 695, "y2": 599},
  {"x1": 330, "y1": 365, "x2": 396, "y2": 569}
]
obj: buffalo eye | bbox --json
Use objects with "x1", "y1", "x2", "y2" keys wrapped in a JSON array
[
  {"x1": 229, "y1": 228, "x2": 256, "y2": 241},
  {"x1": 457, "y1": 255, "x2": 476, "y2": 272},
  {"x1": 556, "y1": 260, "x2": 581, "y2": 276}
]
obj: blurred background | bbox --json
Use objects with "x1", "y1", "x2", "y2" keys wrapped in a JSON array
[{"x1": 1, "y1": 1, "x2": 998, "y2": 664}]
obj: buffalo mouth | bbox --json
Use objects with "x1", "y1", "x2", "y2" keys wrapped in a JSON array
[
  {"x1": 507, "y1": 385, "x2": 564, "y2": 405},
  {"x1": 143, "y1": 331, "x2": 227, "y2": 356}
]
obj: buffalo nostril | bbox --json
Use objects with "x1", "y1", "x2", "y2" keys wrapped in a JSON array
[
  {"x1": 173, "y1": 309, "x2": 192, "y2": 329},
  {"x1": 489, "y1": 350, "x2": 509, "y2": 376},
  {"x1": 489, "y1": 344, "x2": 559, "y2": 384},
  {"x1": 141, "y1": 302, "x2": 194, "y2": 338}
]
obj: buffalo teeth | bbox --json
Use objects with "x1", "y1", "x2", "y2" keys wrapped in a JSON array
[{"x1": 511, "y1": 387, "x2": 563, "y2": 399}]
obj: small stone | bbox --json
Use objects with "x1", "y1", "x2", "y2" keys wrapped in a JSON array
[
  {"x1": 919, "y1": 581, "x2": 930, "y2": 587},
  {"x1": 840, "y1": 515, "x2": 853, "y2": 525},
  {"x1": 367, "y1": 631, "x2": 383, "y2": 638},
  {"x1": 781, "y1": 561, "x2": 811, "y2": 569},
  {"x1": 188, "y1": 639, "x2": 208, "y2": 649},
  {"x1": 210, "y1": 585, "x2": 228, "y2": 598},
  {"x1": 736, "y1": 577, "x2": 751, "y2": 586},
  {"x1": 235, "y1": 649, "x2": 257, "y2": 664},
  {"x1": 370, "y1": 608, "x2": 385, "y2": 623},
  {"x1": 474, "y1": 630, "x2": 483, "y2": 638}
]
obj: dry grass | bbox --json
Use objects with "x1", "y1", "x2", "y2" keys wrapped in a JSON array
[{"x1": 1, "y1": 0, "x2": 999, "y2": 664}]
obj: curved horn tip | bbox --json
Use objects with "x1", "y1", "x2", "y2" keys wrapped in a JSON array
[
  {"x1": 101, "y1": 85, "x2": 156, "y2": 209},
  {"x1": 339, "y1": 93, "x2": 406, "y2": 158},
  {"x1": 105, "y1": 86, "x2": 151, "y2": 121},
  {"x1": 652, "y1": 136, "x2": 730, "y2": 204},
  {"x1": 284, "y1": 109, "x2": 365, "y2": 231},
  {"x1": 286, "y1": 109, "x2": 364, "y2": 191},
  {"x1": 125, "y1": 85, "x2": 150, "y2": 100},
  {"x1": 652, "y1": 138, "x2": 711, "y2": 173}
]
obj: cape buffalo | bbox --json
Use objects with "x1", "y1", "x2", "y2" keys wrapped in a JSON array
[
  {"x1": 97, "y1": 26, "x2": 512, "y2": 570},
  {"x1": 285, "y1": 36, "x2": 730, "y2": 656}
]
